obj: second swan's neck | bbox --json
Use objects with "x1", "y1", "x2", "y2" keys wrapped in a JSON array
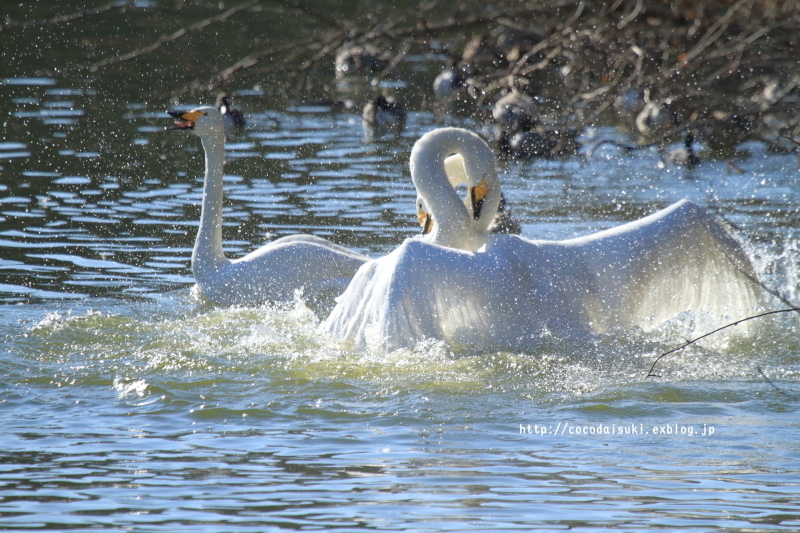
[
  {"x1": 411, "y1": 128, "x2": 500, "y2": 251},
  {"x1": 193, "y1": 131, "x2": 228, "y2": 271}
]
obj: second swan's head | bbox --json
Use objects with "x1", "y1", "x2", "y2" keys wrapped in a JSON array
[{"x1": 168, "y1": 106, "x2": 224, "y2": 138}]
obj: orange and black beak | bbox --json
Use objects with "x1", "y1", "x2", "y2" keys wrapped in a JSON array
[
  {"x1": 417, "y1": 209, "x2": 433, "y2": 235},
  {"x1": 470, "y1": 179, "x2": 489, "y2": 221},
  {"x1": 167, "y1": 109, "x2": 205, "y2": 130}
]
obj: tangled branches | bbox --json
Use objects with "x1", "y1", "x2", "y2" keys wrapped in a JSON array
[{"x1": 7, "y1": 0, "x2": 800, "y2": 151}]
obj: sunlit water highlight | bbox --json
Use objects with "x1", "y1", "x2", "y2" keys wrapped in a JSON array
[{"x1": 1, "y1": 77, "x2": 799, "y2": 531}]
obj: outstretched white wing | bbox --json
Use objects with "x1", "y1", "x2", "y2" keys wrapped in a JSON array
[
  {"x1": 565, "y1": 199, "x2": 764, "y2": 332},
  {"x1": 323, "y1": 200, "x2": 764, "y2": 353}
]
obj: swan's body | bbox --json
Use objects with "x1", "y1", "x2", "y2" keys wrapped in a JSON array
[
  {"x1": 170, "y1": 106, "x2": 368, "y2": 306},
  {"x1": 322, "y1": 127, "x2": 762, "y2": 353}
]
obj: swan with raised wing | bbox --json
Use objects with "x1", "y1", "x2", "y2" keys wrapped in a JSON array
[
  {"x1": 321, "y1": 127, "x2": 763, "y2": 353},
  {"x1": 169, "y1": 106, "x2": 369, "y2": 306}
]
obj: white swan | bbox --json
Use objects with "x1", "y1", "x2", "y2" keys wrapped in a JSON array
[
  {"x1": 169, "y1": 106, "x2": 369, "y2": 306},
  {"x1": 321, "y1": 127, "x2": 763, "y2": 353}
]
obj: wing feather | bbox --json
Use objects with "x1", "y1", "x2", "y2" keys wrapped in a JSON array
[{"x1": 567, "y1": 199, "x2": 763, "y2": 331}]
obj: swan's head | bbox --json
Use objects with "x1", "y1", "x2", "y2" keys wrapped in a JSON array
[
  {"x1": 168, "y1": 106, "x2": 224, "y2": 138},
  {"x1": 410, "y1": 128, "x2": 502, "y2": 248},
  {"x1": 416, "y1": 189, "x2": 520, "y2": 236},
  {"x1": 417, "y1": 196, "x2": 433, "y2": 234}
]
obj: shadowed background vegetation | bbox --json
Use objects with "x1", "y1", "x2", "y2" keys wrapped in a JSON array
[{"x1": 4, "y1": 0, "x2": 800, "y2": 156}]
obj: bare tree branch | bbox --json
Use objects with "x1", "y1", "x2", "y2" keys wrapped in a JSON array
[
  {"x1": 1, "y1": 0, "x2": 136, "y2": 30},
  {"x1": 17, "y1": 0, "x2": 794, "y2": 142},
  {"x1": 757, "y1": 366, "x2": 800, "y2": 399},
  {"x1": 173, "y1": 29, "x2": 344, "y2": 96},
  {"x1": 87, "y1": 0, "x2": 262, "y2": 72},
  {"x1": 646, "y1": 308, "x2": 800, "y2": 378},
  {"x1": 270, "y1": 0, "x2": 344, "y2": 31},
  {"x1": 778, "y1": 132, "x2": 800, "y2": 147}
]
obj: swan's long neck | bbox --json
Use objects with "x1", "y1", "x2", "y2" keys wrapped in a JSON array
[
  {"x1": 192, "y1": 130, "x2": 228, "y2": 271},
  {"x1": 411, "y1": 139, "x2": 471, "y2": 249},
  {"x1": 411, "y1": 128, "x2": 501, "y2": 251}
]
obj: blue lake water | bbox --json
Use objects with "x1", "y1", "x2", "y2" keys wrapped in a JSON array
[{"x1": 1, "y1": 76, "x2": 799, "y2": 531}]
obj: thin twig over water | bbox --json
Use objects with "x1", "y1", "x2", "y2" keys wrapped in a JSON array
[
  {"x1": 646, "y1": 308, "x2": 800, "y2": 378},
  {"x1": 757, "y1": 366, "x2": 800, "y2": 399}
]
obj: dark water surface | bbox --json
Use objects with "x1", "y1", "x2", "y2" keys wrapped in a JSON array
[{"x1": 2, "y1": 5, "x2": 800, "y2": 531}]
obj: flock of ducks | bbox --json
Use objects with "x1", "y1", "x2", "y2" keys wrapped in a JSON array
[
  {"x1": 169, "y1": 106, "x2": 765, "y2": 353},
  {"x1": 339, "y1": 36, "x2": 585, "y2": 160},
  {"x1": 334, "y1": 37, "x2": 797, "y2": 163},
  {"x1": 216, "y1": 42, "x2": 724, "y2": 166}
]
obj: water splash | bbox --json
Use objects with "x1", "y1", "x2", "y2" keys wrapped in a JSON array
[{"x1": 4, "y1": 226, "x2": 797, "y2": 414}]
